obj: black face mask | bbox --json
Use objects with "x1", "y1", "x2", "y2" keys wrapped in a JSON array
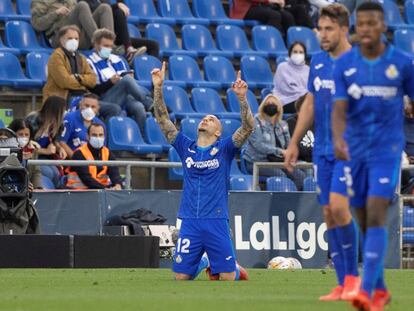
[{"x1": 263, "y1": 104, "x2": 278, "y2": 117}]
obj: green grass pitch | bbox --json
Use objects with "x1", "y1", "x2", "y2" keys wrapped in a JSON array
[{"x1": 1, "y1": 269, "x2": 414, "y2": 310}]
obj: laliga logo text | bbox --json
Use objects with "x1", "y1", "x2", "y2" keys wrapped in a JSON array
[{"x1": 234, "y1": 211, "x2": 328, "y2": 260}]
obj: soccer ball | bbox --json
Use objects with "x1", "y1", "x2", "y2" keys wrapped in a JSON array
[
  {"x1": 286, "y1": 257, "x2": 302, "y2": 269},
  {"x1": 267, "y1": 256, "x2": 290, "y2": 269}
]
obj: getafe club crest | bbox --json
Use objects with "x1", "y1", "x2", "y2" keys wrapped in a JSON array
[
  {"x1": 385, "y1": 64, "x2": 399, "y2": 80},
  {"x1": 210, "y1": 147, "x2": 219, "y2": 156}
]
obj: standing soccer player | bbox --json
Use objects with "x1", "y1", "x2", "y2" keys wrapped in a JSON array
[
  {"x1": 284, "y1": 4, "x2": 360, "y2": 301},
  {"x1": 332, "y1": 2, "x2": 414, "y2": 310},
  {"x1": 151, "y1": 62, "x2": 254, "y2": 281}
]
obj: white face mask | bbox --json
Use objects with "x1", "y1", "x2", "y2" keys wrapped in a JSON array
[
  {"x1": 98, "y1": 46, "x2": 112, "y2": 59},
  {"x1": 64, "y1": 39, "x2": 79, "y2": 52},
  {"x1": 81, "y1": 107, "x2": 96, "y2": 121},
  {"x1": 89, "y1": 136, "x2": 105, "y2": 149},
  {"x1": 290, "y1": 53, "x2": 305, "y2": 65},
  {"x1": 17, "y1": 137, "x2": 29, "y2": 148}
]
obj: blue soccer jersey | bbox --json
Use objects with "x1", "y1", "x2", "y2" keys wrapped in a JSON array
[
  {"x1": 333, "y1": 45, "x2": 414, "y2": 161},
  {"x1": 172, "y1": 132, "x2": 237, "y2": 219}
]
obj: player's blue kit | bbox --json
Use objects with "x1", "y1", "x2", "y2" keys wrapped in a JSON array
[
  {"x1": 333, "y1": 45, "x2": 414, "y2": 207},
  {"x1": 172, "y1": 132, "x2": 238, "y2": 276},
  {"x1": 307, "y1": 51, "x2": 347, "y2": 206}
]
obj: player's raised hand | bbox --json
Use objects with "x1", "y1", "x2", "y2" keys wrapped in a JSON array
[
  {"x1": 151, "y1": 61, "x2": 166, "y2": 87},
  {"x1": 334, "y1": 138, "x2": 350, "y2": 161},
  {"x1": 284, "y1": 143, "x2": 299, "y2": 173},
  {"x1": 232, "y1": 71, "x2": 248, "y2": 97}
]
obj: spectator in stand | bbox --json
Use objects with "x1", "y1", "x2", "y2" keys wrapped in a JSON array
[
  {"x1": 8, "y1": 119, "x2": 43, "y2": 190},
  {"x1": 273, "y1": 42, "x2": 309, "y2": 113},
  {"x1": 31, "y1": 0, "x2": 113, "y2": 50},
  {"x1": 81, "y1": 0, "x2": 160, "y2": 59},
  {"x1": 285, "y1": 0, "x2": 314, "y2": 29},
  {"x1": 243, "y1": 94, "x2": 305, "y2": 190},
  {"x1": 26, "y1": 96, "x2": 68, "y2": 189},
  {"x1": 66, "y1": 123, "x2": 122, "y2": 190},
  {"x1": 286, "y1": 95, "x2": 314, "y2": 162},
  {"x1": 60, "y1": 93, "x2": 106, "y2": 159},
  {"x1": 87, "y1": 29, "x2": 153, "y2": 134},
  {"x1": 402, "y1": 98, "x2": 414, "y2": 196}
]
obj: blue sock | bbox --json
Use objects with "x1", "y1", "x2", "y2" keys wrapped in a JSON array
[
  {"x1": 375, "y1": 267, "x2": 387, "y2": 291},
  {"x1": 337, "y1": 219, "x2": 359, "y2": 276},
  {"x1": 327, "y1": 228, "x2": 345, "y2": 285},
  {"x1": 362, "y1": 227, "x2": 387, "y2": 296},
  {"x1": 191, "y1": 254, "x2": 209, "y2": 280}
]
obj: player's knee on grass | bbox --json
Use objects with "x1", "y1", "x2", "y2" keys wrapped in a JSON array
[
  {"x1": 219, "y1": 271, "x2": 236, "y2": 281},
  {"x1": 323, "y1": 205, "x2": 336, "y2": 228},
  {"x1": 366, "y1": 197, "x2": 389, "y2": 227},
  {"x1": 175, "y1": 273, "x2": 192, "y2": 281},
  {"x1": 330, "y1": 193, "x2": 352, "y2": 226}
]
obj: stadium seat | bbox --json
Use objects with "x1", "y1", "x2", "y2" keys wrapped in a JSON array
[
  {"x1": 216, "y1": 25, "x2": 268, "y2": 58},
  {"x1": 0, "y1": 36, "x2": 20, "y2": 56},
  {"x1": 107, "y1": 117, "x2": 163, "y2": 154},
  {"x1": 230, "y1": 175, "x2": 255, "y2": 191},
  {"x1": 276, "y1": 55, "x2": 289, "y2": 67},
  {"x1": 303, "y1": 176, "x2": 317, "y2": 192},
  {"x1": 374, "y1": 0, "x2": 413, "y2": 30},
  {"x1": 221, "y1": 119, "x2": 241, "y2": 138},
  {"x1": 0, "y1": 52, "x2": 43, "y2": 88},
  {"x1": 226, "y1": 89, "x2": 259, "y2": 114},
  {"x1": 26, "y1": 52, "x2": 51, "y2": 83},
  {"x1": 133, "y1": 55, "x2": 161, "y2": 88},
  {"x1": 261, "y1": 88, "x2": 273, "y2": 100},
  {"x1": 394, "y1": 29, "x2": 414, "y2": 55},
  {"x1": 145, "y1": 23, "x2": 197, "y2": 58},
  {"x1": 168, "y1": 55, "x2": 222, "y2": 89},
  {"x1": 406, "y1": 0, "x2": 414, "y2": 25},
  {"x1": 157, "y1": 0, "x2": 210, "y2": 25},
  {"x1": 266, "y1": 176, "x2": 297, "y2": 192},
  {"x1": 181, "y1": 25, "x2": 233, "y2": 58},
  {"x1": 240, "y1": 56, "x2": 274, "y2": 89},
  {"x1": 125, "y1": 0, "x2": 176, "y2": 25},
  {"x1": 168, "y1": 147, "x2": 183, "y2": 180},
  {"x1": 0, "y1": 0, "x2": 24, "y2": 21},
  {"x1": 403, "y1": 206, "x2": 414, "y2": 244},
  {"x1": 162, "y1": 85, "x2": 204, "y2": 119},
  {"x1": 180, "y1": 117, "x2": 201, "y2": 141},
  {"x1": 192, "y1": 0, "x2": 246, "y2": 27},
  {"x1": 16, "y1": 0, "x2": 31, "y2": 20},
  {"x1": 230, "y1": 159, "x2": 243, "y2": 176},
  {"x1": 203, "y1": 56, "x2": 236, "y2": 89},
  {"x1": 127, "y1": 23, "x2": 142, "y2": 39},
  {"x1": 41, "y1": 175, "x2": 56, "y2": 190},
  {"x1": 191, "y1": 88, "x2": 240, "y2": 119},
  {"x1": 5, "y1": 21, "x2": 53, "y2": 54},
  {"x1": 252, "y1": 25, "x2": 288, "y2": 58},
  {"x1": 145, "y1": 117, "x2": 171, "y2": 152},
  {"x1": 287, "y1": 27, "x2": 321, "y2": 57}
]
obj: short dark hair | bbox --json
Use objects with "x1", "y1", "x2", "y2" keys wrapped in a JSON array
[
  {"x1": 92, "y1": 28, "x2": 116, "y2": 45},
  {"x1": 288, "y1": 41, "x2": 307, "y2": 58},
  {"x1": 356, "y1": 1, "x2": 384, "y2": 15},
  {"x1": 320, "y1": 3, "x2": 350, "y2": 28},
  {"x1": 88, "y1": 123, "x2": 105, "y2": 135},
  {"x1": 58, "y1": 25, "x2": 81, "y2": 39},
  {"x1": 82, "y1": 92, "x2": 99, "y2": 101},
  {"x1": 8, "y1": 119, "x2": 34, "y2": 140}
]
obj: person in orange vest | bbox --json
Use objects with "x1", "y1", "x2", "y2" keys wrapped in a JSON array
[{"x1": 66, "y1": 123, "x2": 122, "y2": 190}]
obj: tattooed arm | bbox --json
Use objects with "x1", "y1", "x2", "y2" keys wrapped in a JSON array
[
  {"x1": 232, "y1": 71, "x2": 254, "y2": 148},
  {"x1": 151, "y1": 62, "x2": 178, "y2": 143}
]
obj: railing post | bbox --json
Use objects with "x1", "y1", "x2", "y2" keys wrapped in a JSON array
[
  {"x1": 252, "y1": 163, "x2": 259, "y2": 191},
  {"x1": 150, "y1": 157, "x2": 156, "y2": 190},
  {"x1": 125, "y1": 165, "x2": 132, "y2": 190}
]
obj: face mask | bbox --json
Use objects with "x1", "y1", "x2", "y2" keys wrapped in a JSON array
[
  {"x1": 263, "y1": 104, "x2": 278, "y2": 117},
  {"x1": 89, "y1": 136, "x2": 105, "y2": 149},
  {"x1": 64, "y1": 39, "x2": 79, "y2": 53},
  {"x1": 290, "y1": 53, "x2": 305, "y2": 65},
  {"x1": 98, "y1": 47, "x2": 112, "y2": 59},
  {"x1": 81, "y1": 107, "x2": 96, "y2": 121},
  {"x1": 17, "y1": 137, "x2": 29, "y2": 148}
]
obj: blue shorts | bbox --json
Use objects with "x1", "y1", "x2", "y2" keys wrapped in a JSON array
[
  {"x1": 314, "y1": 155, "x2": 348, "y2": 206},
  {"x1": 173, "y1": 218, "x2": 237, "y2": 276},
  {"x1": 345, "y1": 157, "x2": 401, "y2": 208}
]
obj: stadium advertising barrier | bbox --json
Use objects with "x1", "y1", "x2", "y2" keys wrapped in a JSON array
[{"x1": 33, "y1": 191, "x2": 400, "y2": 268}]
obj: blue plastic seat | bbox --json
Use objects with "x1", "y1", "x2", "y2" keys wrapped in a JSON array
[
  {"x1": 403, "y1": 206, "x2": 414, "y2": 228},
  {"x1": 303, "y1": 176, "x2": 317, "y2": 192},
  {"x1": 226, "y1": 88, "x2": 259, "y2": 114},
  {"x1": 168, "y1": 147, "x2": 183, "y2": 180},
  {"x1": 0, "y1": 0, "x2": 23, "y2": 21},
  {"x1": 230, "y1": 159, "x2": 243, "y2": 176},
  {"x1": 287, "y1": 27, "x2": 321, "y2": 57},
  {"x1": 230, "y1": 175, "x2": 255, "y2": 191},
  {"x1": 158, "y1": 0, "x2": 209, "y2": 25},
  {"x1": 216, "y1": 25, "x2": 268, "y2": 58},
  {"x1": 182, "y1": 24, "x2": 233, "y2": 58},
  {"x1": 16, "y1": 0, "x2": 31, "y2": 20},
  {"x1": 145, "y1": 23, "x2": 197, "y2": 59},
  {"x1": 180, "y1": 117, "x2": 201, "y2": 141},
  {"x1": 261, "y1": 88, "x2": 273, "y2": 100},
  {"x1": 168, "y1": 55, "x2": 222, "y2": 89},
  {"x1": 191, "y1": 88, "x2": 240, "y2": 119},
  {"x1": 221, "y1": 119, "x2": 241, "y2": 138},
  {"x1": 127, "y1": 23, "x2": 142, "y2": 39},
  {"x1": 162, "y1": 85, "x2": 204, "y2": 119},
  {"x1": 192, "y1": 0, "x2": 246, "y2": 26},
  {"x1": 406, "y1": 0, "x2": 414, "y2": 25},
  {"x1": 107, "y1": 117, "x2": 163, "y2": 154},
  {"x1": 240, "y1": 56, "x2": 274, "y2": 89},
  {"x1": 5, "y1": 21, "x2": 53, "y2": 54},
  {"x1": 252, "y1": 25, "x2": 288, "y2": 58},
  {"x1": 394, "y1": 29, "x2": 414, "y2": 55},
  {"x1": 203, "y1": 56, "x2": 236, "y2": 89},
  {"x1": 133, "y1": 55, "x2": 162, "y2": 88},
  {"x1": 374, "y1": 0, "x2": 413, "y2": 30},
  {"x1": 145, "y1": 117, "x2": 171, "y2": 152},
  {"x1": 125, "y1": 0, "x2": 176, "y2": 25},
  {"x1": 0, "y1": 36, "x2": 20, "y2": 56},
  {"x1": 266, "y1": 176, "x2": 297, "y2": 192},
  {"x1": 0, "y1": 52, "x2": 43, "y2": 88},
  {"x1": 26, "y1": 52, "x2": 51, "y2": 83},
  {"x1": 276, "y1": 55, "x2": 289, "y2": 67}
]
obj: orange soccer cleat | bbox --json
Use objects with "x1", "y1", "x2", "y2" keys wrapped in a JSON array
[
  {"x1": 341, "y1": 275, "x2": 362, "y2": 301},
  {"x1": 371, "y1": 289, "x2": 391, "y2": 311},
  {"x1": 237, "y1": 263, "x2": 249, "y2": 281},
  {"x1": 351, "y1": 290, "x2": 371, "y2": 311},
  {"x1": 319, "y1": 285, "x2": 344, "y2": 301}
]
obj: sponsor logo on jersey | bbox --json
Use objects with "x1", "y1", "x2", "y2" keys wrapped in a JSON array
[
  {"x1": 347, "y1": 83, "x2": 397, "y2": 100},
  {"x1": 313, "y1": 77, "x2": 334, "y2": 92},
  {"x1": 185, "y1": 157, "x2": 220, "y2": 169}
]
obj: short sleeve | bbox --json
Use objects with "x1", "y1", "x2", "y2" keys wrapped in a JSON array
[
  {"x1": 60, "y1": 118, "x2": 72, "y2": 143},
  {"x1": 332, "y1": 59, "x2": 348, "y2": 102},
  {"x1": 172, "y1": 132, "x2": 193, "y2": 159},
  {"x1": 402, "y1": 57, "x2": 414, "y2": 100}
]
